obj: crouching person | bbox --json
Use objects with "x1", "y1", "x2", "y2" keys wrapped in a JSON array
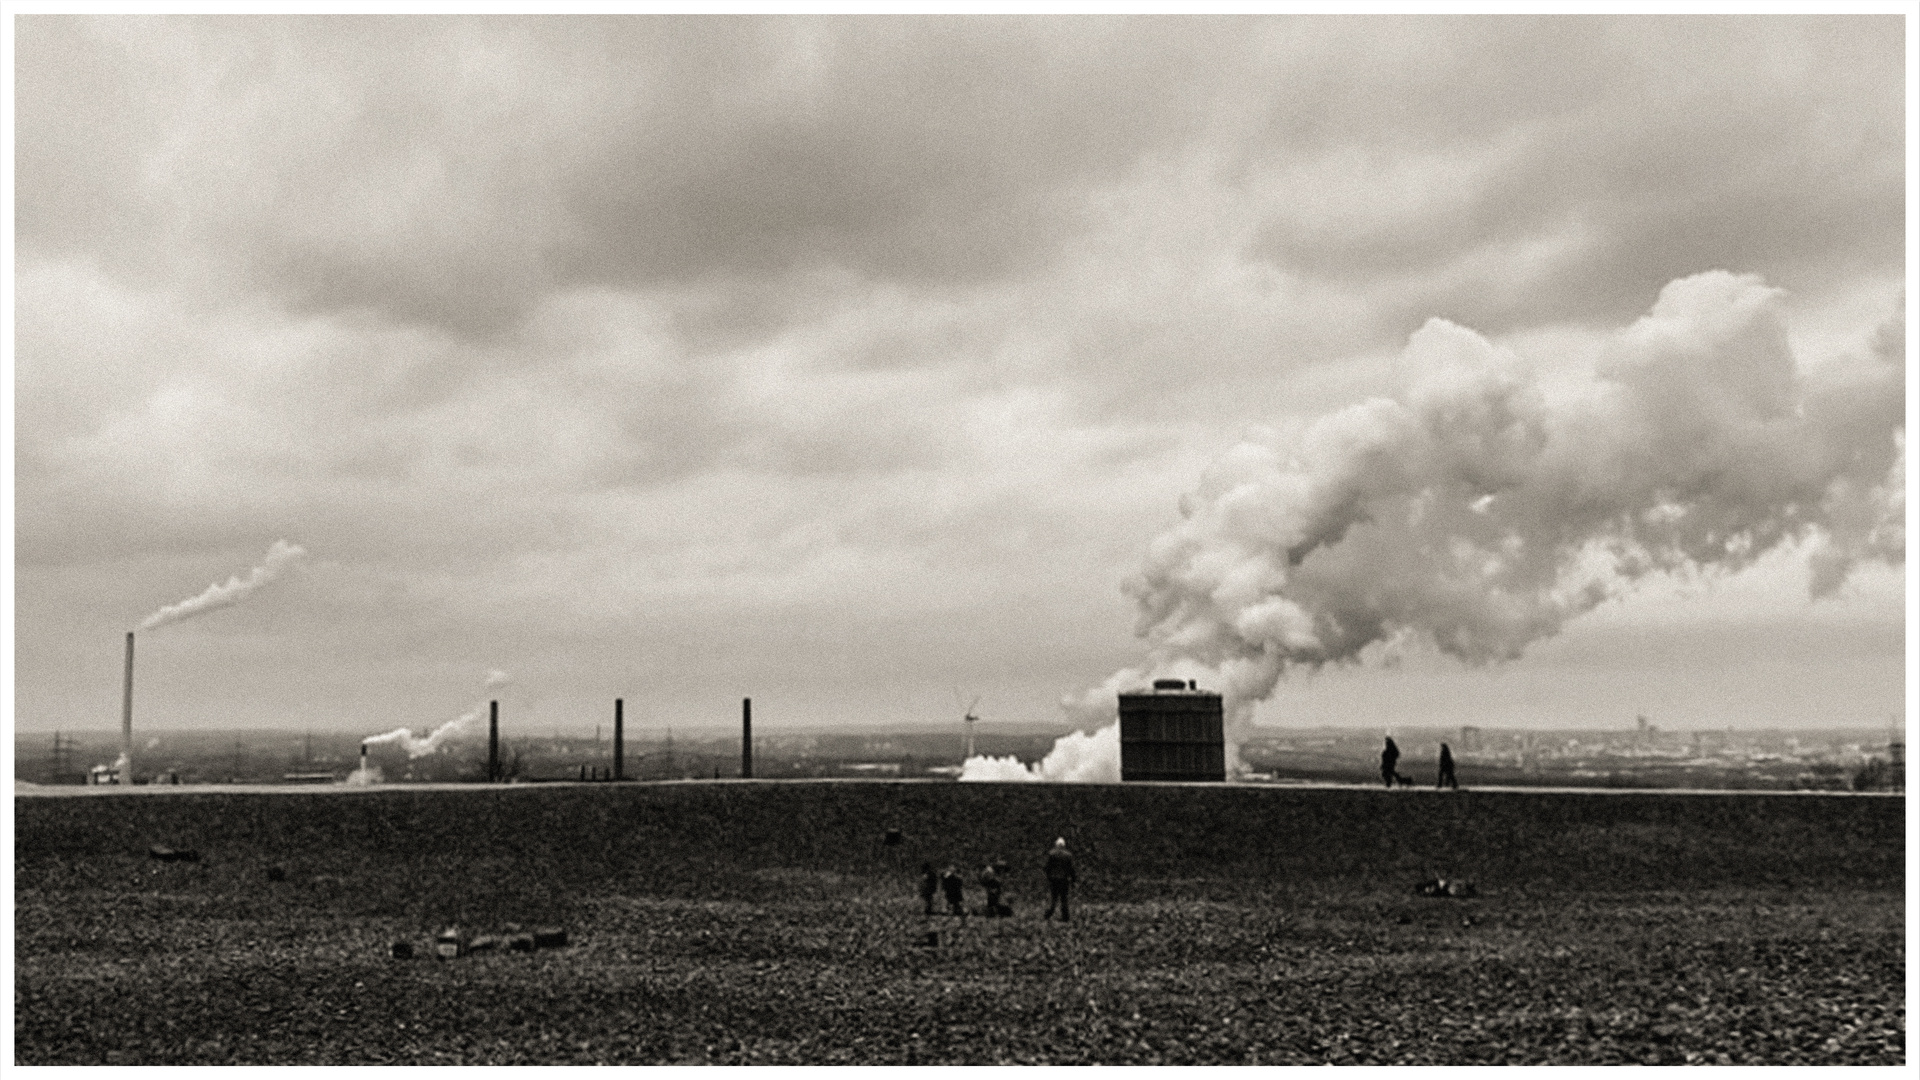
[{"x1": 981, "y1": 862, "x2": 1012, "y2": 917}]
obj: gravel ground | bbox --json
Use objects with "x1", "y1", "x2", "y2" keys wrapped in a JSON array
[{"x1": 14, "y1": 783, "x2": 1906, "y2": 1065}]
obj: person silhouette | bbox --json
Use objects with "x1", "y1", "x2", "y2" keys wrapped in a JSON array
[
  {"x1": 1437, "y1": 743, "x2": 1458, "y2": 789},
  {"x1": 940, "y1": 866, "x2": 966, "y2": 920},
  {"x1": 1381, "y1": 737, "x2": 1401, "y2": 788},
  {"x1": 1043, "y1": 839, "x2": 1076, "y2": 922},
  {"x1": 919, "y1": 863, "x2": 938, "y2": 915}
]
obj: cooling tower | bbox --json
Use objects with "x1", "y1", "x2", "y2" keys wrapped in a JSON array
[{"x1": 1118, "y1": 679, "x2": 1225, "y2": 782}]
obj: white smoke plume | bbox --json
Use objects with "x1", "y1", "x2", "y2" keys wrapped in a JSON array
[
  {"x1": 138, "y1": 540, "x2": 307, "y2": 631},
  {"x1": 959, "y1": 724, "x2": 1120, "y2": 783},
  {"x1": 361, "y1": 670, "x2": 512, "y2": 759},
  {"x1": 1027, "y1": 273, "x2": 1906, "y2": 780}
]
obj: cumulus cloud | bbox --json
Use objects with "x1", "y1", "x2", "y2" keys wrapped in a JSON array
[
  {"x1": 20, "y1": 16, "x2": 1900, "y2": 352},
  {"x1": 10, "y1": 16, "x2": 1904, "y2": 737},
  {"x1": 1244, "y1": 16, "x2": 1904, "y2": 335},
  {"x1": 16, "y1": 15, "x2": 1243, "y2": 339}
]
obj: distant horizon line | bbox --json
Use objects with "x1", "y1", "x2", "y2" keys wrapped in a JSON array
[{"x1": 14, "y1": 720, "x2": 1908, "y2": 739}]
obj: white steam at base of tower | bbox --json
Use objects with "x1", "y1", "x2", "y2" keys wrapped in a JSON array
[{"x1": 962, "y1": 272, "x2": 1904, "y2": 782}]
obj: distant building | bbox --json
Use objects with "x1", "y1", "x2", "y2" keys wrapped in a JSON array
[{"x1": 1119, "y1": 680, "x2": 1225, "y2": 782}]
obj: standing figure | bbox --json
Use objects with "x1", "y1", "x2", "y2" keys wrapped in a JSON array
[
  {"x1": 940, "y1": 866, "x2": 967, "y2": 920},
  {"x1": 981, "y1": 862, "x2": 1006, "y2": 917},
  {"x1": 1437, "y1": 743, "x2": 1458, "y2": 790},
  {"x1": 1381, "y1": 737, "x2": 1401, "y2": 788},
  {"x1": 919, "y1": 863, "x2": 938, "y2": 915},
  {"x1": 1043, "y1": 838, "x2": 1076, "y2": 922}
]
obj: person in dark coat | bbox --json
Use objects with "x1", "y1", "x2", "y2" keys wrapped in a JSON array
[
  {"x1": 980, "y1": 862, "x2": 1007, "y2": 917},
  {"x1": 1043, "y1": 838, "x2": 1076, "y2": 922},
  {"x1": 940, "y1": 866, "x2": 966, "y2": 920},
  {"x1": 919, "y1": 863, "x2": 938, "y2": 915},
  {"x1": 1381, "y1": 737, "x2": 1401, "y2": 788},
  {"x1": 1436, "y1": 743, "x2": 1458, "y2": 790}
]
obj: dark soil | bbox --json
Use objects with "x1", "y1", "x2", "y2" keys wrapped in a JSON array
[{"x1": 15, "y1": 782, "x2": 1906, "y2": 1064}]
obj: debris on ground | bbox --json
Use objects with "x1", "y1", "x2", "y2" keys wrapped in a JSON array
[
  {"x1": 1414, "y1": 877, "x2": 1476, "y2": 898},
  {"x1": 148, "y1": 846, "x2": 199, "y2": 863},
  {"x1": 417, "y1": 926, "x2": 568, "y2": 959}
]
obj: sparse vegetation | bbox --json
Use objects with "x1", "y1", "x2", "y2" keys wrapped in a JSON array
[{"x1": 15, "y1": 783, "x2": 1905, "y2": 1065}]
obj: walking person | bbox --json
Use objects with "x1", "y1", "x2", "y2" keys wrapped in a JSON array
[
  {"x1": 1042, "y1": 838, "x2": 1076, "y2": 922},
  {"x1": 1436, "y1": 743, "x2": 1458, "y2": 790},
  {"x1": 1381, "y1": 736, "x2": 1401, "y2": 788}
]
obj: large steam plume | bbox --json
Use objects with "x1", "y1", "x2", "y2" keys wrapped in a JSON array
[
  {"x1": 959, "y1": 725, "x2": 1119, "y2": 783},
  {"x1": 360, "y1": 669, "x2": 512, "y2": 760},
  {"x1": 138, "y1": 540, "x2": 307, "y2": 631},
  {"x1": 970, "y1": 272, "x2": 1905, "y2": 781}
]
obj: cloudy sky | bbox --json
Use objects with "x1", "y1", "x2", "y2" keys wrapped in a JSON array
[{"x1": 11, "y1": 14, "x2": 1908, "y2": 745}]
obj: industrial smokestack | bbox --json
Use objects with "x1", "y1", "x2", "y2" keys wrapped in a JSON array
[
  {"x1": 121, "y1": 632, "x2": 135, "y2": 776},
  {"x1": 742, "y1": 698, "x2": 752, "y2": 779},
  {"x1": 488, "y1": 701, "x2": 499, "y2": 783},
  {"x1": 361, "y1": 670, "x2": 511, "y2": 760},
  {"x1": 614, "y1": 698, "x2": 624, "y2": 781}
]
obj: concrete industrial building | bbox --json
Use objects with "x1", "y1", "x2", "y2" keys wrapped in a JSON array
[{"x1": 1118, "y1": 679, "x2": 1225, "y2": 782}]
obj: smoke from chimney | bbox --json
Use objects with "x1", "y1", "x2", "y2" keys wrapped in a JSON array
[
  {"x1": 105, "y1": 541, "x2": 307, "y2": 783},
  {"x1": 360, "y1": 669, "x2": 512, "y2": 760},
  {"x1": 139, "y1": 540, "x2": 307, "y2": 631},
  {"x1": 978, "y1": 272, "x2": 1905, "y2": 781}
]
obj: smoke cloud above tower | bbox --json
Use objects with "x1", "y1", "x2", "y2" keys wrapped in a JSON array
[{"x1": 1067, "y1": 272, "x2": 1902, "y2": 761}]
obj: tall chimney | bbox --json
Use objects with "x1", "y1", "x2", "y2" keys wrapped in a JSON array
[
  {"x1": 488, "y1": 700, "x2": 499, "y2": 783},
  {"x1": 741, "y1": 697, "x2": 753, "y2": 779},
  {"x1": 121, "y1": 631, "x2": 135, "y2": 779},
  {"x1": 614, "y1": 698, "x2": 624, "y2": 781}
]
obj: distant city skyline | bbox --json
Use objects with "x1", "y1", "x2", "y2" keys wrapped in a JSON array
[{"x1": 11, "y1": 15, "x2": 1906, "y2": 740}]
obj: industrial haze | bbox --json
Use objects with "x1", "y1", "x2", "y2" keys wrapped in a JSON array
[{"x1": 16, "y1": 722, "x2": 1904, "y2": 792}]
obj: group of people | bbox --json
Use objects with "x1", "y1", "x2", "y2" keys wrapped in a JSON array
[
  {"x1": 1381, "y1": 737, "x2": 1458, "y2": 789},
  {"x1": 919, "y1": 838, "x2": 1078, "y2": 922}
]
